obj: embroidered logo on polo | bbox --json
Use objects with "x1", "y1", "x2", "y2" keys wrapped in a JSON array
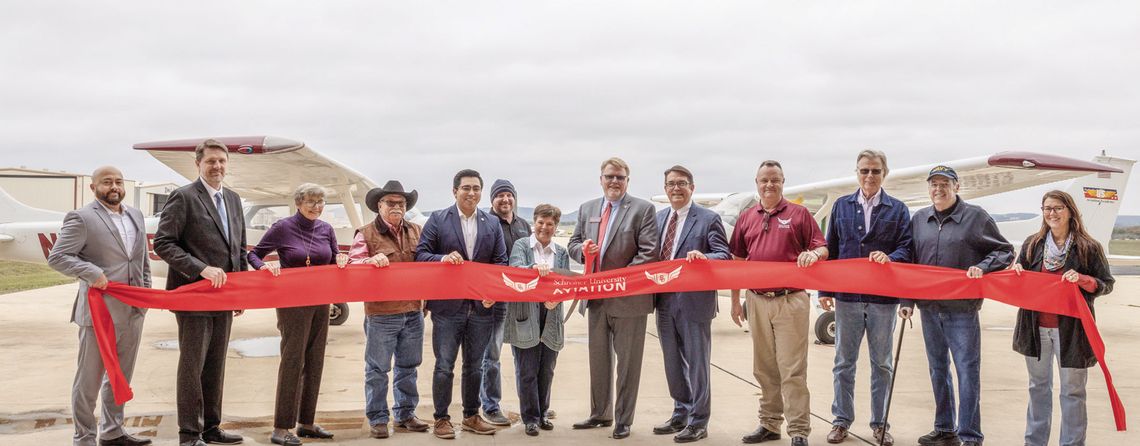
[
  {"x1": 502, "y1": 274, "x2": 539, "y2": 293},
  {"x1": 645, "y1": 266, "x2": 683, "y2": 285},
  {"x1": 776, "y1": 217, "x2": 792, "y2": 229}
]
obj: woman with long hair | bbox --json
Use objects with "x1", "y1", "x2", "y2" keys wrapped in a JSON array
[{"x1": 1011, "y1": 190, "x2": 1114, "y2": 446}]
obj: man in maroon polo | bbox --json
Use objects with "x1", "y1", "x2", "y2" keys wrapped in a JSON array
[{"x1": 729, "y1": 160, "x2": 828, "y2": 446}]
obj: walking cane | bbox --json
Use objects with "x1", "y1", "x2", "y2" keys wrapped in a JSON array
[{"x1": 878, "y1": 315, "x2": 912, "y2": 446}]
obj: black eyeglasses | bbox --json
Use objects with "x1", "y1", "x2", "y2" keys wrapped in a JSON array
[
  {"x1": 665, "y1": 181, "x2": 691, "y2": 189},
  {"x1": 381, "y1": 200, "x2": 407, "y2": 208},
  {"x1": 1041, "y1": 206, "x2": 1067, "y2": 214},
  {"x1": 602, "y1": 174, "x2": 628, "y2": 182},
  {"x1": 857, "y1": 168, "x2": 884, "y2": 176}
]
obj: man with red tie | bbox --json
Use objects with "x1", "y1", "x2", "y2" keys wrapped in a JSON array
[{"x1": 567, "y1": 157, "x2": 660, "y2": 440}]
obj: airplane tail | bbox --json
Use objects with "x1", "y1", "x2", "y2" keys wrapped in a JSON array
[
  {"x1": 0, "y1": 185, "x2": 65, "y2": 224},
  {"x1": 1063, "y1": 153, "x2": 1135, "y2": 250}
]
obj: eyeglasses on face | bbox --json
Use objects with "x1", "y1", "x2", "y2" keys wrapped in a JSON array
[
  {"x1": 1041, "y1": 206, "x2": 1067, "y2": 214},
  {"x1": 665, "y1": 181, "x2": 691, "y2": 189},
  {"x1": 857, "y1": 168, "x2": 884, "y2": 176},
  {"x1": 381, "y1": 200, "x2": 407, "y2": 208},
  {"x1": 602, "y1": 174, "x2": 628, "y2": 182},
  {"x1": 301, "y1": 200, "x2": 326, "y2": 207}
]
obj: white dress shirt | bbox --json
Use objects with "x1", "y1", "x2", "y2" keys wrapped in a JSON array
[
  {"x1": 529, "y1": 235, "x2": 555, "y2": 268},
  {"x1": 99, "y1": 201, "x2": 138, "y2": 259},
  {"x1": 857, "y1": 189, "x2": 882, "y2": 232},
  {"x1": 662, "y1": 201, "x2": 691, "y2": 260},
  {"x1": 458, "y1": 205, "x2": 479, "y2": 259}
]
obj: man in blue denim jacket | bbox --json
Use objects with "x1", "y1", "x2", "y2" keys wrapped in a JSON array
[
  {"x1": 899, "y1": 165, "x2": 1013, "y2": 446},
  {"x1": 818, "y1": 150, "x2": 912, "y2": 446}
]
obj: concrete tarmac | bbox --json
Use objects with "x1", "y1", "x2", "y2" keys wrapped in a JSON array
[{"x1": 1, "y1": 277, "x2": 1136, "y2": 445}]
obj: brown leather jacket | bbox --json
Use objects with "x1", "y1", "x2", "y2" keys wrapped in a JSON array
[{"x1": 357, "y1": 218, "x2": 423, "y2": 315}]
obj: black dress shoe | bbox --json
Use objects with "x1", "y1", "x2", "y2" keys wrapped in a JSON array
[
  {"x1": 539, "y1": 419, "x2": 554, "y2": 431},
  {"x1": 674, "y1": 426, "x2": 707, "y2": 443},
  {"x1": 100, "y1": 433, "x2": 153, "y2": 446},
  {"x1": 791, "y1": 436, "x2": 809, "y2": 446},
  {"x1": 918, "y1": 430, "x2": 961, "y2": 446},
  {"x1": 741, "y1": 425, "x2": 781, "y2": 444},
  {"x1": 269, "y1": 432, "x2": 300, "y2": 446},
  {"x1": 202, "y1": 427, "x2": 243, "y2": 445},
  {"x1": 180, "y1": 440, "x2": 206, "y2": 446},
  {"x1": 525, "y1": 423, "x2": 540, "y2": 436},
  {"x1": 611, "y1": 424, "x2": 631, "y2": 439},
  {"x1": 653, "y1": 418, "x2": 686, "y2": 435},
  {"x1": 572, "y1": 417, "x2": 613, "y2": 429},
  {"x1": 296, "y1": 425, "x2": 334, "y2": 439}
]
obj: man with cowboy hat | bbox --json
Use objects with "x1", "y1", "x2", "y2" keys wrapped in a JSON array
[{"x1": 348, "y1": 180, "x2": 432, "y2": 439}]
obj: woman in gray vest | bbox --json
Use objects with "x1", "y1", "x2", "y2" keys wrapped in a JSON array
[{"x1": 504, "y1": 204, "x2": 569, "y2": 437}]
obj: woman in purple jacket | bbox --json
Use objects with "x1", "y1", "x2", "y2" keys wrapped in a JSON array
[{"x1": 248, "y1": 184, "x2": 348, "y2": 446}]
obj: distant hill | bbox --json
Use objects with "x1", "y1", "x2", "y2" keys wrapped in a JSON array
[
  {"x1": 991, "y1": 213, "x2": 1038, "y2": 223},
  {"x1": 1116, "y1": 215, "x2": 1140, "y2": 228},
  {"x1": 991, "y1": 214, "x2": 1140, "y2": 228}
]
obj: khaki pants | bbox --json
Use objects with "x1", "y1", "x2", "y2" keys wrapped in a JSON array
[{"x1": 746, "y1": 290, "x2": 811, "y2": 437}]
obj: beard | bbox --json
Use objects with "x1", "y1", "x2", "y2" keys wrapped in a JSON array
[{"x1": 99, "y1": 190, "x2": 123, "y2": 206}]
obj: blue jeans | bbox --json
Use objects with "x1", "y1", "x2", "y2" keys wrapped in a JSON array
[
  {"x1": 830, "y1": 301, "x2": 896, "y2": 430},
  {"x1": 920, "y1": 309, "x2": 982, "y2": 443},
  {"x1": 363, "y1": 311, "x2": 424, "y2": 426},
  {"x1": 432, "y1": 306, "x2": 495, "y2": 420},
  {"x1": 479, "y1": 304, "x2": 506, "y2": 413},
  {"x1": 1025, "y1": 327, "x2": 1088, "y2": 446}
]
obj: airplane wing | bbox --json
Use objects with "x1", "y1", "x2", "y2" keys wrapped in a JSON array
[
  {"x1": 782, "y1": 151, "x2": 1125, "y2": 214},
  {"x1": 134, "y1": 136, "x2": 389, "y2": 227}
]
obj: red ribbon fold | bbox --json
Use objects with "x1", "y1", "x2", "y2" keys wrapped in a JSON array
[{"x1": 88, "y1": 259, "x2": 1125, "y2": 430}]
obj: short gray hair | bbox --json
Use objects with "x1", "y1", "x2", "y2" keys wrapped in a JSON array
[
  {"x1": 293, "y1": 183, "x2": 327, "y2": 205},
  {"x1": 856, "y1": 149, "x2": 889, "y2": 175}
]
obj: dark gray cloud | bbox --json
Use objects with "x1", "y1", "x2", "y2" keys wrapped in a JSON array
[{"x1": 3, "y1": 1, "x2": 1138, "y2": 214}]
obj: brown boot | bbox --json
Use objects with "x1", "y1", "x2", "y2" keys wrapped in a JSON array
[
  {"x1": 433, "y1": 419, "x2": 455, "y2": 439},
  {"x1": 826, "y1": 425, "x2": 848, "y2": 443},
  {"x1": 873, "y1": 427, "x2": 894, "y2": 446},
  {"x1": 396, "y1": 417, "x2": 430, "y2": 433},
  {"x1": 461, "y1": 415, "x2": 497, "y2": 435},
  {"x1": 369, "y1": 423, "x2": 389, "y2": 439}
]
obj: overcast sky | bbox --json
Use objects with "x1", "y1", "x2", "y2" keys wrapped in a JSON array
[{"x1": 3, "y1": 1, "x2": 1138, "y2": 215}]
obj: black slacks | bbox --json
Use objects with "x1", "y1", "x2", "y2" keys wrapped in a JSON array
[
  {"x1": 274, "y1": 305, "x2": 329, "y2": 428},
  {"x1": 513, "y1": 343, "x2": 559, "y2": 424},
  {"x1": 176, "y1": 312, "x2": 232, "y2": 442}
]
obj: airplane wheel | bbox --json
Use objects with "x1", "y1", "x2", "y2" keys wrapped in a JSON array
[
  {"x1": 815, "y1": 310, "x2": 836, "y2": 345},
  {"x1": 329, "y1": 303, "x2": 350, "y2": 326}
]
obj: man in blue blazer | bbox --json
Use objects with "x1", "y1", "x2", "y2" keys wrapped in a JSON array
[
  {"x1": 415, "y1": 169, "x2": 509, "y2": 439},
  {"x1": 652, "y1": 166, "x2": 731, "y2": 443}
]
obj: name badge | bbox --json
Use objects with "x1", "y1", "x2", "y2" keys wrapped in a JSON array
[{"x1": 588, "y1": 217, "x2": 601, "y2": 223}]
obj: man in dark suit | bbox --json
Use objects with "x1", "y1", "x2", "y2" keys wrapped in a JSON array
[
  {"x1": 154, "y1": 139, "x2": 248, "y2": 446},
  {"x1": 651, "y1": 166, "x2": 730, "y2": 443},
  {"x1": 568, "y1": 157, "x2": 660, "y2": 440},
  {"x1": 415, "y1": 169, "x2": 509, "y2": 439},
  {"x1": 49, "y1": 166, "x2": 152, "y2": 446}
]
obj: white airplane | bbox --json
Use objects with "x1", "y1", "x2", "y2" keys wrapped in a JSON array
[{"x1": 0, "y1": 137, "x2": 1133, "y2": 329}]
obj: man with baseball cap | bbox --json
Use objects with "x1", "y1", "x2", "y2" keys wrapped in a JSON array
[{"x1": 899, "y1": 165, "x2": 1013, "y2": 446}]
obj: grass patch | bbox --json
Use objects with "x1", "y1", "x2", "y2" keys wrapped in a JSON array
[
  {"x1": 0, "y1": 260, "x2": 75, "y2": 294},
  {"x1": 1110, "y1": 240, "x2": 1140, "y2": 256}
]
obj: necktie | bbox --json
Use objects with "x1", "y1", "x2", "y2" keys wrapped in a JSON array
[
  {"x1": 215, "y1": 192, "x2": 230, "y2": 242},
  {"x1": 661, "y1": 210, "x2": 679, "y2": 260},
  {"x1": 594, "y1": 202, "x2": 612, "y2": 272}
]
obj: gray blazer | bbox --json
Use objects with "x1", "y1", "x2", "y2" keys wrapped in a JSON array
[
  {"x1": 504, "y1": 237, "x2": 570, "y2": 351},
  {"x1": 568, "y1": 194, "x2": 660, "y2": 317},
  {"x1": 48, "y1": 201, "x2": 151, "y2": 327}
]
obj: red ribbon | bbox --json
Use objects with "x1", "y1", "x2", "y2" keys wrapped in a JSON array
[{"x1": 88, "y1": 259, "x2": 1125, "y2": 430}]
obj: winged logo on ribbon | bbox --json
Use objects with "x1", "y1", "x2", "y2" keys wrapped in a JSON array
[
  {"x1": 502, "y1": 273, "x2": 540, "y2": 293},
  {"x1": 645, "y1": 265, "x2": 683, "y2": 285}
]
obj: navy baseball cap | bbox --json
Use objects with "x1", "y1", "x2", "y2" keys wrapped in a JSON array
[{"x1": 927, "y1": 165, "x2": 958, "y2": 182}]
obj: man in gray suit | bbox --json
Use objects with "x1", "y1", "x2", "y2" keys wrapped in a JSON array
[
  {"x1": 154, "y1": 139, "x2": 248, "y2": 446},
  {"x1": 568, "y1": 157, "x2": 660, "y2": 440},
  {"x1": 49, "y1": 166, "x2": 152, "y2": 446}
]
